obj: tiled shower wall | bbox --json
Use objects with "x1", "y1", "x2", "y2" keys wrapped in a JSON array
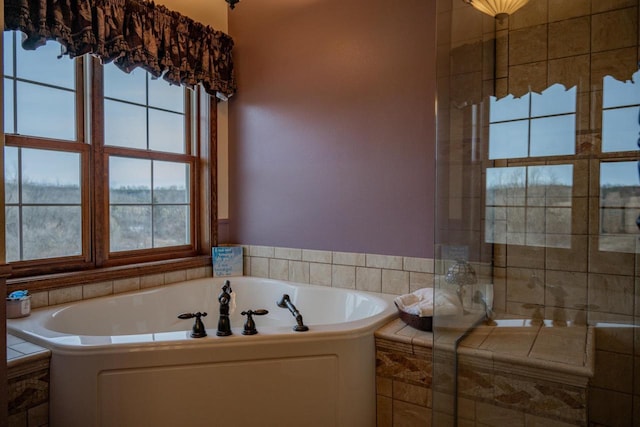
[
  {"x1": 241, "y1": 245, "x2": 435, "y2": 296},
  {"x1": 439, "y1": 1, "x2": 640, "y2": 425}
]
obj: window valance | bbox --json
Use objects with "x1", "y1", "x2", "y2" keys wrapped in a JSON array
[{"x1": 4, "y1": 0, "x2": 237, "y2": 99}]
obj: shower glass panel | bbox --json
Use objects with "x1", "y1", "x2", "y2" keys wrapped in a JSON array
[{"x1": 434, "y1": 1, "x2": 640, "y2": 425}]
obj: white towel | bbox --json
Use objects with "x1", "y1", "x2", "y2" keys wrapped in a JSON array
[{"x1": 394, "y1": 287, "x2": 462, "y2": 317}]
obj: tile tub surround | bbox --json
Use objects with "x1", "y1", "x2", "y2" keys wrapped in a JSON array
[
  {"x1": 375, "y1": 318, "x2": 594, "y2": 427},
  {"x1": 241, "y1": 245, "x2": 436, "y2": 295},
  {"x1": 26, "y1": 266, "x2": 212, "y2": 309},
  {"x1": 7, "y1": 334, "x2": 50, "y2": 427}
]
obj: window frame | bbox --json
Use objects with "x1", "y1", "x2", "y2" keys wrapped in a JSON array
[{"x1": 4, "y1": 45, "x2": 217, "y2": 287}]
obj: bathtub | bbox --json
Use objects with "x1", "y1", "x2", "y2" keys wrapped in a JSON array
[{"x1": 7, "y1": 276, "x2": 398, "y2": 427}]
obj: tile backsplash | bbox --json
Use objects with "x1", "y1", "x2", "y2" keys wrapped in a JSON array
[{"x1": 242, "y1": 245, "x2": 435, "y2": 296}]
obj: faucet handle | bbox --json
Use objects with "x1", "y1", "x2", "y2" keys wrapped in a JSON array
[
  {"x1": 178, "y1": 312, "x2": 208, "y2": 338},
  {"x1": 241, "y1": 309, "x2": 268, "y2": 335}
]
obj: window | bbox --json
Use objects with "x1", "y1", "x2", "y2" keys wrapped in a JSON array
[
  {"x1": 3, "y1": 31, "x2": 215, "y2": 279},
  {"x1": 599, "y1": 72, "x2": 640, "y2": 253},
  {"x1": 103, "y1": 62, "x2": 192, "y2": 254},
  {"x1": 489, "y1": 84, "x2": 576, "y2": 159},
  {"x1": 485, "y1": 84, "x2": 577, "y2": 249},
  {"x1": 485, "y1": 165, "x2": 573, "y2": 248}
]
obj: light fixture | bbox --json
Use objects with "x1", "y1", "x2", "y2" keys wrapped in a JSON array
[
  {"x1": 463, "y1": 0, "x2": 530, "y2": 21},
  {"x1": 226, "y1": 0, "x2": 240, "y2": 10}
]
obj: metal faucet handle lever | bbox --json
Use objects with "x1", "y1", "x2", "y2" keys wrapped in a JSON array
[
  {"x1": 241, "y1": 309, "x2": 269, "y2": 335},
  {"x1": 177, "y1": 312, "x2": 208, "y2": 338}
]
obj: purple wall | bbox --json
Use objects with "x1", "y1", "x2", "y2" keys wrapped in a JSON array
[{"x1": 227, "y1": 0, "x2": 436, "y2": 258}]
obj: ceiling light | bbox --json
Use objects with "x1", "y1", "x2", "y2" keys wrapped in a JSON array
[{"x1": 463, "y1": 0, "x2": 530, "y2": 21}]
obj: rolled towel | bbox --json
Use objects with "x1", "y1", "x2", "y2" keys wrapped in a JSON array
[{"x1": 394, "y1": 287, "x2": 462, "y2": 317}]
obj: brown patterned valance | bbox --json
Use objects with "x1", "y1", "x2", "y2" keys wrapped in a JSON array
[{"x1": 4, "y1": 0, "x2": 236, "y2": 99}]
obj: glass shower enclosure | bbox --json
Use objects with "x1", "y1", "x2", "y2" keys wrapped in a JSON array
[{"x1": 434, "y1": 1, "x2": 640, "y2": 425}]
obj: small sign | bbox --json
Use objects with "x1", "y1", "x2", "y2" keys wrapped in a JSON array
[{"x1": 212, "y1": 246, "x2": 244, "y2": 277}]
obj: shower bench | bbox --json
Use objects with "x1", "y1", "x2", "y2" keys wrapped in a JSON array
[{"x1": 375, "y1": 317, "x2": 594, "y2": 426}]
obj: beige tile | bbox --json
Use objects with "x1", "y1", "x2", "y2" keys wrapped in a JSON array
[
  {"x1": 366, "y1": 254, "x2": 403, "y2": 270},
  {"x1": 524, "y1": 413, "x2": 580, "y2": 427},
  {"x1": 546, "y1": 235, "x2": 588, "y2": 272},
  {"x1": 529, "y1": 325, "x2": 588, "y2": 366},
  {"x1": 186, "y1": 267, "x2": 208, "y2": 280},
  {"x1": 592, "y1": 350, "x2": 633, "y2": 393},
  {"x1": 589, "y1": 235, "x2": 636, "y2": 276},
  {"x1": 301, "y1": 249, "x2": 331, "y2": 264},
  {"x1": 382, "y1": 269, "x2": 410, "y2": 295},
  {"x1": 356, "y1": 267, "x2": 382, "y2": 292},
  {"x1": 243, "y1": 257, "x2": 251, "y2": 276},
  {"x1": 635, "y1": 356, "x2": 640, "y2": 396},
  {"x1": 332, "y1": 265, "x2": 356, "y2": 289},
  {"x1": 590, "y1": 312, "x2": 634, "y2": 354},
  {"x1": 274, "y1": 247, "x2": 301, "y2": 261},
  {"x1": 637, "y1": 276, "x2": 640, "y2": 316},
  {"x1": 392, "y1": 400, "x2": 431, "y2": 427},
  {"x1": 589, "y1": 387, "x2": 633, "y2": 427},
  {"x1": 548, "y1": 55, "x2": 591, "y2": 94},
  {"x1": 403, "y1": 257, "x2": 434, "y2": 273},
  {"x1": 250, "y1": 245, "x2": 274, "y2": 258},
  {"x1": 288, "y1": 261, "x2": 309, "y2": 284},
  {"x1": 591, "y1": 47, "x2": 638, "y2": 90},
  {"x1": 549, "y1": 17, "x2": 591, "y2": 59},
  {"x1": 506, "y1": 267, "x2": 545, "y2": 305},
  {"x1": 506, "y1": 244, "x2": 545, "y2": 269},
  {"x1": 548, "y1": 0, "x2": 591, "y2": 22},
  {"x1": 27, "y1": 402, "x2": 48, "y2": 427},
  {"x1": 49, "y1": 286, "x2": 82, "y2": 306},
  {"x1": 269, "y1": 258, "x2": 288, "y2": 280},
  {"x1": 591, "y1": 0, "x2": 637, "y2": 14},
  {"x1": 509, "y1": 60, "x2": 548, "y2": 96},
  {"x1": 113, "y1": 277, "x2": 140, "y2": 294},
  {"x1": 410, "y1": 272, "x2": 434, "y2": 293},
  {"x1": 475, "y1": 402, "x2": 525, "y2": 426},
  {"x1": 592, "y1": 7, "x2": 638, "y2": 53},
  {"x1": 479, "y1": 326, "x2": 539, "y2": 358},
  {"x1": 509, "y1": 0, "x2": 548, "y2": 29},
  {"x1": 309, "y1": 262, "x2": 331, "y2": 286},
  {"x1": 588, "y1": 273, "x2": 634, "y2": 315},
  {"x1": 140, "y1": 273, "x2": 165, "y2": 289},
  {"x1": 250, "y1": 257, "x2": 269, "y2": 278},
  {"x1": 376, "y1": 395, "x2": 392, "y2": 427},
  {"x1": 492, "y1": 267, "x2": 507, "y2": 312},
  {"x1": 495, "y1": 31, "x2": 508, "y2": 79},
  {"x1": 83, "y1": 281, "x2": 113, "y2": 300},
  {"x1": 545, "y1": 270, "x2": 587, "y2": 309},
  {"x1": 509, "y1": 25, "x2": 548, "y2": 66},
  {"x1": 393, "y1": 381, "x2": 431, "y2": 407},
  {"x1": 376, "y1": 376, "x2": 392, "y2": 397},
  {"x1": 332, "y1": 251, "x2": 365, "y2": 266},
  {"x1": 451, "y1": 40, "x2": 483, "y2": 75},
  {"x1": 30, "y1": 291, "x2": 48, "y2": 309},
  {"x1": 164, "y1": 269, "x2": 186, "y2": 285},
  {"x1": 457, "y1": 397, "x2": 476, "y2": 422}
]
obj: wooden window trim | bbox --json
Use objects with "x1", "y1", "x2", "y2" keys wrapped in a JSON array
[{"x1": 6, "y1": 56, "x2": 218, "y2": 286}]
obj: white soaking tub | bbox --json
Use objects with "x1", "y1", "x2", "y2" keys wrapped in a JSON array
[{"x1": 7, "y1": 276, "x2": 398, "y2": 427}]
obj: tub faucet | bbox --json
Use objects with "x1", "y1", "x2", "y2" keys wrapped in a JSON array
[
  {"x1": 216, "y1": 280, "x2": 233, "y2": 336},
  {"x1": 473, "y1": 290, "x2": 496, "y2": 325},
  {"x1": 277, "y1": 294, "x2": 309, "y2": 332}
]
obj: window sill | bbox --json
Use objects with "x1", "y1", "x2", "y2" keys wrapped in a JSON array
[{"x1": 7, "y1": 256, "x2": 212, "y2": 293}]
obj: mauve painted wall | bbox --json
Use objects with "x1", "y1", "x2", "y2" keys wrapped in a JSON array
[{"x1": 227, "y1": 0, "x2": 436, "y2": 258}]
